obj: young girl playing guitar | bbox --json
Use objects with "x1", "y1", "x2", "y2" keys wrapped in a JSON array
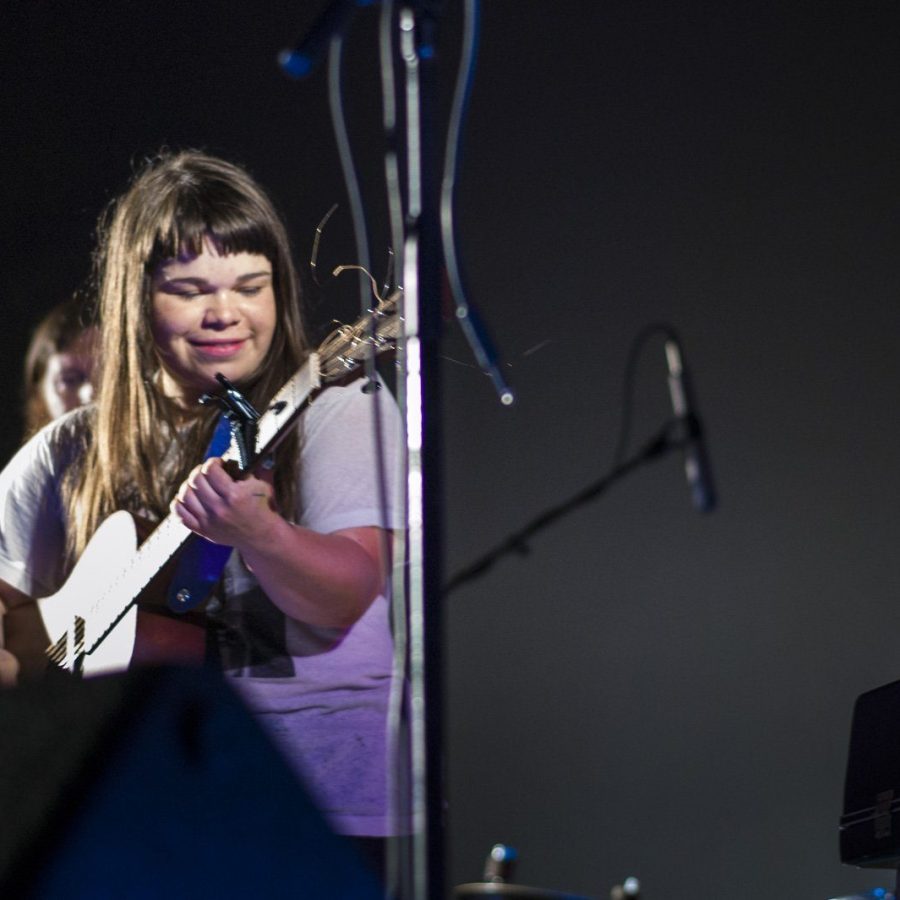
[{"x1": 0, "y1": 151, "x2": 405, "y2": 872}]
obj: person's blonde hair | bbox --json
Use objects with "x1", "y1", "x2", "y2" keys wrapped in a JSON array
[{"x1": 65, "y1": 150, "x2": 309, "y2": 560}]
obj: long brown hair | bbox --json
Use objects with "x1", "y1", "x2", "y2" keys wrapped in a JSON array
[{"x1": 66, "y1": 150, "x2": 310, "y2": 560}]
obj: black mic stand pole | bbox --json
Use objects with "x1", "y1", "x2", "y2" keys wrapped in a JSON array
[{"x1": 397, "y1": 4, "x2": 445, "y2": 897}]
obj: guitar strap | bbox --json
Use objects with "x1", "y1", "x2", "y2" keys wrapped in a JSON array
[{"x1": 165, "y1": 415, "x2": 234, "y2": 614}]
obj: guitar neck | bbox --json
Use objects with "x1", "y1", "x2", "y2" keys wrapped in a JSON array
[{"x1": 251, "y1": 352, "x2": 323, "y2": 462}]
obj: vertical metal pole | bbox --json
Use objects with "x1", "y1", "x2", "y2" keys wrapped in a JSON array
[{"x1": 399, "y1": 4, "x2": 444, "y2": 897}]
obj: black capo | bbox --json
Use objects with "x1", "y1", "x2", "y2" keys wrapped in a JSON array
[{"x1": 199, "y1": 373, "x2": 261, "y2": 472}]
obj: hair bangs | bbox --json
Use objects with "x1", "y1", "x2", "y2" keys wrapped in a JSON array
[{"x1": 145, "y1": 183, "x2": 278, "y2": 274}]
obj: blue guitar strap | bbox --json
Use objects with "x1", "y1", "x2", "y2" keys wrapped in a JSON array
[{"x1": 166, "y1": 414, "x2": 235, "y2": 614}]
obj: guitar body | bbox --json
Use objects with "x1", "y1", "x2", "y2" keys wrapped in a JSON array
[
  {"x1": 36, "y1": 511, "x2": 139, "y2": 677},
  {"x1": 32, "y1": 511, "x2": 205, "y2": 678}
]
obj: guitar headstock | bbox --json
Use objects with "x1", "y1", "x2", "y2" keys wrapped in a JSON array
[{"x1": 316, "y1": 288, "x2": 402, "y2": 383}]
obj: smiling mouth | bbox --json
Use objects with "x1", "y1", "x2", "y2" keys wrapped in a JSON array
[{"x1": 190, "y1": 339, "x2": 247, "y2": 357}]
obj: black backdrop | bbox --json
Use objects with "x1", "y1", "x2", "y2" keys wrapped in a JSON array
[{"x1": 3, "y1": 2, "x2": 900, "y2": 897}]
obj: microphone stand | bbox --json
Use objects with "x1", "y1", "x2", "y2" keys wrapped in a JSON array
[
  {"x1": 444, "y1": 420, "x2": 694, "y2": 597},
  {"x1": 396, "y1": 5, "x2": 446, "y2": 896}
]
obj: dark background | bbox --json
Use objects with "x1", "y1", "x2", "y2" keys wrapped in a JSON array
[{"x1": 3, "y1": 2, "x2": 900, "y2": 897}]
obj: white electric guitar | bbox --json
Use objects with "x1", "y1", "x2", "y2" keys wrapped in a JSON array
[{"x1": 8, "y1": 290, "x2": 400, "y2": 679}]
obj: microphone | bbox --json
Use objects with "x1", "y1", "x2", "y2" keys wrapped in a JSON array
[
  {"x1": 664, "y1": 337, "x2": 717, "y2": 512},
  {"x1": 278, "y1": 0, "x2": 369, "y2": 80}
]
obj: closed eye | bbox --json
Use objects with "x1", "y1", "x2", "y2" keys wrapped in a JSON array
[{"x1": 163, "y1": 287, "x2": 209, "y2": 299}]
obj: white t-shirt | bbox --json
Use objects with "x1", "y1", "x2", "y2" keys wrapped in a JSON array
[{"x1": 0, "y1": 382, "x2": 406, "y2": 836}]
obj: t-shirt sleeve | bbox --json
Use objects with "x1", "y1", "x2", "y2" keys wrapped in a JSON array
[
  {"x1": 297, "y1": 381, "x2": 405, "y2": 535},
  {"x1": 0, "y1": 424, "x2": 71, "y2": 598}
]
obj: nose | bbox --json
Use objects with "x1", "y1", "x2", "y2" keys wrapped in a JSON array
[{"x1": 201, "y1": 289, "x2": 241, "y2": 328}]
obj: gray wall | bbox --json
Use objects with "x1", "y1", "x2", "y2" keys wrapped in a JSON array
[{"x1": 3, "y1": 2, "x2": 900, "y2": 897}]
